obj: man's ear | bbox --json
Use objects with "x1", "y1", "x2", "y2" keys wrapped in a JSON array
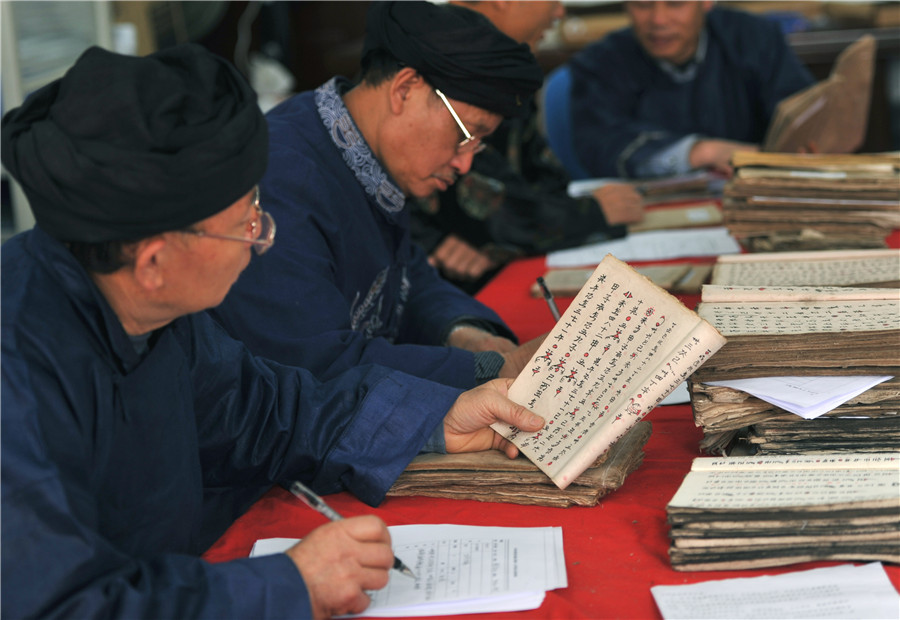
[
  {"x1": 131, "y1": 237, "x2": 169, "y2": 291},
  {"x1": 388, "y1": 67, "x2": 425, "y2": 114}
]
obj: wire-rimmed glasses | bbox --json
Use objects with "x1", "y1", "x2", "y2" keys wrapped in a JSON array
[
  {"x1": 434, "y1": 88, "x2": 487, "y2": 155},
  {"x1": 184, "y1": 187, "x2": 276, "y2": 255}
]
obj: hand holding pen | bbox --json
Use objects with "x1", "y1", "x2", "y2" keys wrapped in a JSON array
[{"x1": 290, "y1": 480, "x2": 416, "y2": 578}]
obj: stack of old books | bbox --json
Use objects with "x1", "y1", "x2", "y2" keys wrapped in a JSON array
[
  {"x1": 722, "y1": 151, "x2": 900, "y2": 252},
  {"x1": 688, "y1": 250, "x2": 900, "y2": 455},
  {"x1": 387, "y1": 421, "x2": 650, "y2": 508},
  {"x1": 666, "y1": 453, "x2": 900, "y2": 571}
]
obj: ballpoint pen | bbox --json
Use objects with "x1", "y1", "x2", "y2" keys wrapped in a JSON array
[
  {"x1": 536, "y1": 276, "x2": 562, "y2": 322},
  {"x1": 289, "y1": 480, "x2": 416, "y2": 579}
]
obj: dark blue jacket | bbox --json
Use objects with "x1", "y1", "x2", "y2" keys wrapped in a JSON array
[
  {"x1": 211, "y1": 78, "x2": 514, "y2": 389},
  {"x1": 1, "y1": 227, "x2": 460, "y2": 618},
  {"x1": 569, "y1": 7, "x2": 814, "y2": 177}
]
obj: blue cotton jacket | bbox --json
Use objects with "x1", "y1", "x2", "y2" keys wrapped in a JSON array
[
  {"x1": 210, "y1": 78, "x2": 514, "y2": 389},
  {"x1": 569, "y1": 7, "x2": 815, "y2": 178},
  {"x1": 1, "y1": 227, "x2": 461, "y2": 619}
]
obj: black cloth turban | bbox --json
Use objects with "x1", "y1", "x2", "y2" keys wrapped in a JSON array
[
  {"x1": 1, "y1": 44, "x2": 268, "y2": 243},
  {"x1": 362, "y1": 0, "x2": 543, "y2": 119}
]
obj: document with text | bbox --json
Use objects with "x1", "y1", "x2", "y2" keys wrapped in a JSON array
[{"x1": 250, "y1": 524, "x2": 567, "y2": 617}]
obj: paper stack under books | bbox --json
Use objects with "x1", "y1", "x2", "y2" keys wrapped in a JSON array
[
  {"x1": 390, "y1": 254, "x2": 726, "y2": 507},
  {"x1": 722, "y1": 151, "x2": 900, "y2": 252},
  {"x1": 688, "y1": 249, "x2": 900, "y2": 455},
  {"x1": 666, "y1": 453, "x2": 900, "y2": 571}
]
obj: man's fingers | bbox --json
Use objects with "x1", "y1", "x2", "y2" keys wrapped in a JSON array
[{"x1": 342, "y1": 515, "x2": 392, "y2": 544}]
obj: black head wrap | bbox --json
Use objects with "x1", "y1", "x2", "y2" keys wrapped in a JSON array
[
  {"x1": 362, "y1": 1, "x2": 543, "y2": 118},
  {"x1": 1, "y1": 43, "x2": 268, "y2": 243}
]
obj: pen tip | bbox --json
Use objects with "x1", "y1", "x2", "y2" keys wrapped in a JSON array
[{"x1": 399, "y1": 566, "x2": 416, "y2": 579}]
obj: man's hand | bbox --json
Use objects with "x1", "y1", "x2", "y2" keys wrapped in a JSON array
[
  {"x1": 286, "y1": 517, "x2": 394, "y2": 619},
  {"x1": 446, "y1": 325, "x2": 517, "y2": 353},
  {"x1": 689, "y1": 139, "x2": 759, "y2": 178},
  {"x1": 498, "y1": 333, "x2": 547, "y2": 379},
  {"x1": 447, "y1": 329, "x2": 547, "y2": 379},
  {"x1": 429, "y1": 235, "x2": 498, "y2": 281},
  {"x1": 593, "y1": 183, "x2": 645, "y2": 225},
  {"x1": 444, "y1": 378, "x2": 546, "y2": 457}
]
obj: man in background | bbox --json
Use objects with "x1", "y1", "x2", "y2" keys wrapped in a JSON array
[
  {"x1": 212, "y1": 1, "x2": 547, "y2": 389},
  {"x1": 411, "y1": 0, "x2": 646, "y2": 292},
  {"x1": 1, "y1": 43, "x2": 544, "y2": 619},
  {"x1": 568, "y1": 0, "x2": 814, "y2": 179}
]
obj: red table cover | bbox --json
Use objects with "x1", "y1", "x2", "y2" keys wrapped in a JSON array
[{"x1": 205, "y1": 232, "x2": 900, "y2": 618}]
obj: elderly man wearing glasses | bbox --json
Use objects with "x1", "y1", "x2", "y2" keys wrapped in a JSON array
[
  {"x1": 1, "y1": 44, "x2": 544, "y2": 619},
  {"x1": 211, "y1": 0, "x2": 546, "y2": 394}
]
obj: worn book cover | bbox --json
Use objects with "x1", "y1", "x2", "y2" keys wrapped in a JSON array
[
  {"x1": 387, "y1": 420, "x2": 651, "y2": 508},
  {"x1": 763, "y1": 34, "x2": 875, "y2": 154}
]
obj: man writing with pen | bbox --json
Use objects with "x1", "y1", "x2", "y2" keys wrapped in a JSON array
[{"x1": 0, "y1": 44, "x2": 544, "y2": 619}]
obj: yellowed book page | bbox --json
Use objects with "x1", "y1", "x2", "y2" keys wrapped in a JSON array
[
  {"x1": 715, "y1": 249, "x2": 899, "y2": 263},
  {"x1": 732, "y1": 151, "x2": 900, "y2": 171},
  {"x1": 669, "y1": 457, "x2": 900, "y2": 510},
  {"x1": 690, "y1": 453, "x2": 900, "y2": 472},
  {"x1": 492, "y1": 254, "x2": 726, "y2": 490},
  {"x1": 735, "y1": 167, "x2": 898, "y2": 181},
  {"x1": 697, "y1": 297, "x2": 900, "y2": 336},
  {"x1": 700, "y1": 285, "x2": 899, "y2": 302},
  {"x1": 628, "y1": 204, "x2": 722, "y2": 233},
  {"x1": 710, "y1": 252, "x2": 900, "y2": 287}
]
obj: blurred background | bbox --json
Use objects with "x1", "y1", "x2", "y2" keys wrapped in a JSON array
[{"x1": 2, "y1": 0, "x2": 899, "y2": 240}]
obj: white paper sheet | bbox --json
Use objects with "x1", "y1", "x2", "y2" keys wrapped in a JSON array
[
  {"x1": 704, "y1": 375, "x2": 893, "y2": 419},
  {"x1": 545, "y1": 227, "x2": 741, "y2": 268},
  {"x1": 250, "y1": 524, "x2": 567, "y2": 617},
  {"x1": 651, "y1": 562, "x2": 900, "y2": 619},
  {"x1": 659, "y1": 381, "x2": 690, "y2": 405}
]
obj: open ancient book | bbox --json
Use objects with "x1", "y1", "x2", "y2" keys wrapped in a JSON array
[
  {"x1": 492, "y1": 254, "x2": 726, "y2": 489},
  {"x1": 763, "y1": 34, "x2": 875, "y2": 153},
  {"x1": 666, "y1": 453, "x2": 900, "y2": 571}
]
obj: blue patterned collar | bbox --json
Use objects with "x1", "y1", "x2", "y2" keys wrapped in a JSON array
[{"x1": 314, "y1": 77, "x2": 406, "y2": 214}]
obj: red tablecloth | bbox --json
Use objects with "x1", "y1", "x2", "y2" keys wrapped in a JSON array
[{"x1": 205, "y1": 244, "x2": 900, "y2": 618}]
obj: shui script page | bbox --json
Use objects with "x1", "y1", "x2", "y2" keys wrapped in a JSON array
[
  {"x1": 493, "y1": 254, "x2": 725, "y2": 489},
  {"x1": 669, "y1": 454, "x2": 900, "y2": 509},
  {"x1": 711, "y1": 249, "x2": 900, "y2": 287},
  {"x1": 697, "y1": 295, "x2": 900, "y2": 336}
]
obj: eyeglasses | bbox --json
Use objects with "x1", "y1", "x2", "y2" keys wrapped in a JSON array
[
  {"x1": 184, "y1": 188, "x2": 276, "y2": 255},
  {"x1": 434, "y1": 88, "x2": 487, "y2": 155}
]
